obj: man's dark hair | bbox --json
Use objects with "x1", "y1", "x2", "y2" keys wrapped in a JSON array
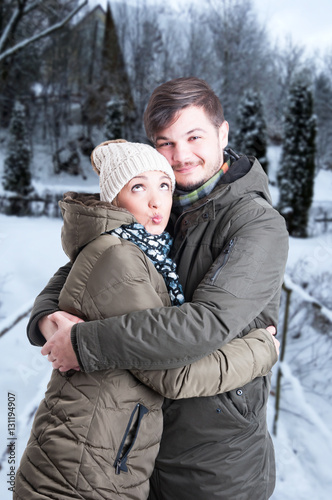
[{"x1": 144, "y1": 77, "x2": 225, "y2": 143}]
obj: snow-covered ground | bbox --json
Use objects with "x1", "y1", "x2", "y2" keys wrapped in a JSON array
[{"x1": 0, "y1": 146, "x2": 332, "y2": 498}]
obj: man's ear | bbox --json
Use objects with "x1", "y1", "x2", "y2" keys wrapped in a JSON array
[{"x1": 219, "y1": 121, "x2": 229, "y2": 150}]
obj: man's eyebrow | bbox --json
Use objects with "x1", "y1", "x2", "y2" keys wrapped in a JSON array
[
  {"x1": 155, "y1": 135, "x2": 169, "y2": 142},
  {"x1": 155, "y1": 128, "x2": 207, "y2": 142},
  {"x1": 185, "y1": 128, "x2": 207, "y2": 135}
]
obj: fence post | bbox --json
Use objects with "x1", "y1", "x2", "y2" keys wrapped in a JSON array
[{"x1": 273, "y1": 282, "x2": 292, "y2": 436}]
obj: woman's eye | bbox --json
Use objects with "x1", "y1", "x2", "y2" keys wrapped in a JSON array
[
  {"x1": 160, "y1": 182, "x2": 170, "y2": 190},
  {"x1": 131, "y1": 184, "x2": 144, "y2": 192}
]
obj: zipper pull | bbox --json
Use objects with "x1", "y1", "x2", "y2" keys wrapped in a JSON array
[
  {"x1": 225, "y1": 239, "x2": 234, "y2": 253},
  {"x1": 115, "y1": 459, "x2": 122, "y2": 475},
  {"x1": 210, "y1": 239, "x2": 235, "y2": 283}
]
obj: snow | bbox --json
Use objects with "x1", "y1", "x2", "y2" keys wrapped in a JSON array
[
  {"x1": 0, "y1": 147, "x2": 332, "y2": 498},
  {"x1": 314, "y1": 169, "x2": 332, "y2": 202}
]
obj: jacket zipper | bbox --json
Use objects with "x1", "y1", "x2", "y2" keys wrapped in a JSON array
[
  {"x1": 173, "y1": 199, "x2": 212, "y2": 235},
  {"x1": 210, "y1": 239, "x2": 235, "y2": 283},
  {"x1": 172, "y1": 199, "x2": 213, "y2": 261},
  {"x1": 113, "y1": 403, "x2": 149, "y2": 475}
]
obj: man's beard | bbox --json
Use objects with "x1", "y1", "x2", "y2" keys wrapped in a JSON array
[
  {"x1": 176, "y1": 179, "x2": 205, "y2": 192},
  {"x1": 174, "y1": 153, "x2": 223, "y2": 192}
]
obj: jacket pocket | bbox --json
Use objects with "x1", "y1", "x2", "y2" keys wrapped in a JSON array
[
  {"x1": 206, "y1": 236, "x2": 267, "y2": 298},
  {"x1": 114, "y1": 403, "x2": 149, "y2": 475},
  {"x1": 209, "y1": 238, "x2": 235, "y2": 284},
  {"x1": 218, "y1": 375, "x2": 271, "y2": 425}
]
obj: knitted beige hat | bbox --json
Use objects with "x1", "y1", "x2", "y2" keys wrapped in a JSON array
[{"x1": 91, "y1": 139, "x2": 176, "y2": 203}]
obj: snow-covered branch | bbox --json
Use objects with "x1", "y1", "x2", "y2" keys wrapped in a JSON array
[
  {"x1": 0, "y1": 0, "x2": 88, "y2": 63},
  {"x1": 283, "y1": 275, "x2": 332, "y2": 324},
  {"x1": 0, "y1": 0, "x2": 52, "y2": 53},
  {"x1": 0, "y1": 303, "x2": 33, "y2": 338}
]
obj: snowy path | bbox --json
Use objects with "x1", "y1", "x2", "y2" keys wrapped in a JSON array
[{"x1": 1, "y1": 211, "x2": 332, "y2": 499}]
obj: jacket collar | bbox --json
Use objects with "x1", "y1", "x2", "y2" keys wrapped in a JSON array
[{"x1": 169, "y1": 154, "x2": 272, "y2": 230}]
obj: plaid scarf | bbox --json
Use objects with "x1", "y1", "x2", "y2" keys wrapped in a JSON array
[
  {"x1": 172, "y1": 158, "x2": 230, "y2": 211},
  {"x1": 108, "y1": 223, "x2": 185, "y2": 306}
]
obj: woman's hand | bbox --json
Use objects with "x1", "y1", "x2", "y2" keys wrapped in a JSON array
[{"x1": 266, "y1": 325, "x2": 280, "y2": 356}]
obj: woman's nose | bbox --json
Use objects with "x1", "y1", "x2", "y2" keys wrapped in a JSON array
[{"x1": 149, "y1": 195, "x2": 162, "y2": 209}]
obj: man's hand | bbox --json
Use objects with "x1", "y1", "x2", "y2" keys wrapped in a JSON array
[
  {"x1": 40, "y1": 311, "x2": 84, "y2": 372},
  {"x1": 38, "y1": 315, "x2": 59, "y2": 341},
  {"x1": 266, "y1": 325, "x2": 280, "y2": 356}
]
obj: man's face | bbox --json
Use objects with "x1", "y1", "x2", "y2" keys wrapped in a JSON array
[{"x1": 155, "y1": 106, "x2": 229, "y2": 191}]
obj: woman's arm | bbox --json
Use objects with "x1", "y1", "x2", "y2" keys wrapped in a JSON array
[{"x1": 131, "y1": 328, "x2": 278, "y2": 399}]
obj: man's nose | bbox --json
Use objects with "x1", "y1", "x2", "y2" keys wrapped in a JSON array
[{"x1": 172, "y1": 142, "x2": 191, "y2": 163}]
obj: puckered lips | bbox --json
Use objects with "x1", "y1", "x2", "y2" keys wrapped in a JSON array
[{"x1": 152, "y1": 214, "x2": 163, "y2": 224}]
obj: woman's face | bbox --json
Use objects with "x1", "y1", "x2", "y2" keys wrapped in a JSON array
[{"x1": 116, "y1": 170, "x2": 173, "y2": 235}]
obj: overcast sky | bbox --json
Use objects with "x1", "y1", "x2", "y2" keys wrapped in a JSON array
[
  {"x1": 93, "y1": 0, "x2": 331, "y2": 55},
  {"x1": 252, "y1": 0, "x2": 332, "y2": 54}
]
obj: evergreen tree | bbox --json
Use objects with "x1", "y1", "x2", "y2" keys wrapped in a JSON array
[
  {"x1": 2, "y1": 101, "x2": 32, "y2": 195},
  {"x1": 101, "y1": 2, "x2": 129, "y2": 94},
  {"x1": 104, "y1": 98, "x2": 124, "y2": 140},
  {"x1": 94, "y1": 2, "x2": 134, "y2": 137},
  {"x1": 233, "y1": 89, "x2": 268, "y2": 174},
  {"x1": 277, "y1": 73, "x2": 316, "y2": 237}
]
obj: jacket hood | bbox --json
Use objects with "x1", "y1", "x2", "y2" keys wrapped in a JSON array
[
  {"x1": 59, "y1": 192, "x2": 136, "y2": 261},
  {"x1": 212, "y1": 154, "x2": 272, "y2": 208}
]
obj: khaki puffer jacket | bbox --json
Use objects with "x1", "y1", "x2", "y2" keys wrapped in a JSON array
[{"x1": 19, "y1": 192, "x2": 278, "y2": 499}]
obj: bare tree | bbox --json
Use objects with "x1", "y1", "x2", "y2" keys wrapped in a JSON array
[
  {"x1": 265, "y1": 38, "x2": 307, "y2": 141},
  {"x1": 181, "y1": 4, "x2": 214, "y2": 80},
  {"x1": 205, "y1": 0, "x2": 270, "y2": 131},
  {"x1": 113, "y1": 0, "x2": 166, "y2": 139},
  {"x1": 0, "y1": 0, "x2": 87, "y2": 63},
  {"x1": 0, "y1": 0, "x2": 87, "y2": 124},
  {"x1": 314, "y1": 49, "x2": 332, "y2": 170}
]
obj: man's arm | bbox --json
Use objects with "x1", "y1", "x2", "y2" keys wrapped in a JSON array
[
  {"x1": 131, "y1": 328, "x2": 278, "y2": 399},
  {"x1": 71, "y1": 209, "x2": 288, "y2": 372},
  {"x1": 31, "y1": 206, "x2": 288, "y2": 373}
]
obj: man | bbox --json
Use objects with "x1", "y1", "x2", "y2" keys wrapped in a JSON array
[{"x1": 28, "y1": 77, "x2": 288, "y2": 499}]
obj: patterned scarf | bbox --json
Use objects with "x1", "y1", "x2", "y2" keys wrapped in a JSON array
[
  {"x1": 108, "y1": 223, "x2": 185, "y2": 306},
  {"x1": 172, "y1": 158, "x2": 230, "y2": 211}
]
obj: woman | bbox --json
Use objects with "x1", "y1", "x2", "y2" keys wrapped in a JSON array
[{"x1": 14, "y1": 140, "x2": 278, "y2": 500}]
